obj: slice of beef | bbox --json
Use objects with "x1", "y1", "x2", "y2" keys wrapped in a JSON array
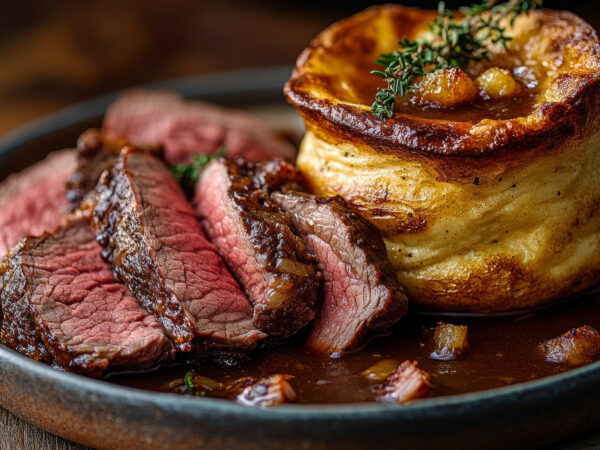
[
  {"x1": 102, "y1": 90, "x2": 295, "y2": 163},
  {"x1": 272, "y1": 192, "x2": 409, "y2": 356},
  {"x1": 0, "y1": 216, "x2": 172, "y2": 377},
  {"x1": 195, "y1": 159, "x2": 319, "y2": 337},
  {"x1": 0, "y1": 150, "x2": 75, "y2": 258},
  {"x1": 66, "y1": 129, "x2": 130, "y2": 208},
  {"x1": 378, "y1": 361, "x2": 432, "y2": 403},
  {"x1": 92, "y1": 147, "x2": 265, "y2": 353}
]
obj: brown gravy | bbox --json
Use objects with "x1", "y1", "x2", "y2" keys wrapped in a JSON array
[
  {"x1": 348, "y1": 67, "x2": 539, "y2": 122},
  {"x1": 394, "y1": 91, "x2": 539, "y2": 122},
  {"x1": 111, "y1": 293, "x2": 600, "y2": 404}
]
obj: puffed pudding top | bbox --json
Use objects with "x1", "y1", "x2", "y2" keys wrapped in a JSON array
[{"x1": 286, "y1": 5, "x2": 600, "y2": 162}]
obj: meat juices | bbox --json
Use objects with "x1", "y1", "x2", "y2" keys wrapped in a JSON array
[
  {"x1": 196, "y1": 159, "x2": 319, "y2": 337},
  {"x1": 272, "y1": 192, "x2": 409, "y2": 356},
  {"x1": 102, "y1": 90, "x2": 295, "y2": 164},
  {"x1": 0, "y1": 150, "x2": 75, "y2": 258},
  {"x1": 0, "y1": 216, "x2": 172, "y2": 377},
  {"x1": 92, "y1": 147, "x2": 265, "y2": 353}
]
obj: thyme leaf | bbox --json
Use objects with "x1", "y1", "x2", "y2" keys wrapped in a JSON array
[
  {"x1": 184, "y1": 370, "x2": 195, "y2": 389},
  {"x1": 171, "y1": 147, "x2": 227, "y2": 195},
  {"x1": 370, "y1": 0, "x2": 543, "y2": 120}
]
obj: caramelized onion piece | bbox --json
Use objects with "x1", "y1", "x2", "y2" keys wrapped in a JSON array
[
  {"x1": 540, "y1": 325, "x2": 600, "y2": 365},
  {"x1": 430, "y1": 322, "x2": 469, "y2": 361},
  {"x1": 361, "y1": 358, "x2": 400, "y2": 382},
  {"x1": 378, "y1": 360, "x2": 431, "y2": 404},
  {"x1": 237, "y1": 374, "x2": 297, "y2": 408},
  {"x1": 476, "y1": 67, "x2": 525, "y2": 99},
  {"x1": 275, "y1": 258, "x2": 315, "y2": 277},
  {"x1": 409, "y1": 68, "x2": 477, "y2": 108}
]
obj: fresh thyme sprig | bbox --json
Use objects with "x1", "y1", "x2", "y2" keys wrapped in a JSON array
[
  {"x1": 370, "y1": 0, "x2": 543, "y2": 119},
  {"x1": 171, "y1": 147, "x2": 227, "y2": 194}
]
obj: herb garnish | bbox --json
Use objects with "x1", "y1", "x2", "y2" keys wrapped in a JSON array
[
  {"x1": 171, "y1": 147, "x2": 227, "y2": 195},
  {"x1": 183, "y1": 370, "x2": 195, "y2": 389},
  {"x1": 370, "y1": 0, "x2": 542, "y2": 119}
]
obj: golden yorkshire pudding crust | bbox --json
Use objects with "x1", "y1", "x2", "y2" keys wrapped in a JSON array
[
  {"x1": 286, "y1": 5, "x2": 600, "y2": 312},
  {"x1": 285, "y1": 5, "x2": 600, "y2": 160}
]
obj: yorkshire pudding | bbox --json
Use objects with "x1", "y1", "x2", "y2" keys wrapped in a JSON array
[{"x1": 285, "y1": 4, "x2": 600, "y2": 312}]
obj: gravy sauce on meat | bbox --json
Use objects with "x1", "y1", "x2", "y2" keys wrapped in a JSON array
[{"x1": 112, "y1": 294, "x2": 600, "y2": 403}]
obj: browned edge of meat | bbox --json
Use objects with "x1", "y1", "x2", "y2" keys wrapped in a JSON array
[
  {"x1": 378, "y1": 360, "x2": 432, "y2": 404},
  {"x1": 66, "y1": 129, "x2": 135, "y2": 209},
  {"x1": 240, "y1": 158, "x2": 307, "y2": 193},
  {"x1": 92, "y1": 146, "x2": 264, "y2": 353},
  {"x1": 236, "y1": 374, "x2": 297, "y2": 408},
  {"x1": 196, "y1": 159, "x2": 320, "y2": 337},
  {"x1": 272, "y1": 191, "x2": 409, "y2": 356},
  {"x1": 540, "y1": 325, "x2": 600, "y2": 365},
  {"x1": 0, "y1": 215, "x2": 173, "y2": 377},
  {"x1": 0, "y1": 239, "x2": 52, "y2": 363}
]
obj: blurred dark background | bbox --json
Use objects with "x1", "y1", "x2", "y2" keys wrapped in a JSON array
[{"x1": 0, "y1": 0, "x2": 598, "y2": 134}]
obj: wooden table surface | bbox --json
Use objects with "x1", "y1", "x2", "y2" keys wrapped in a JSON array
[{"x1": 2, "y1": 0, "x2": 600, "y2": 448}]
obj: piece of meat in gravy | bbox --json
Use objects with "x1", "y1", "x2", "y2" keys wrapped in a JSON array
[
  {"x1": 66, "y1": 129, "x2": 130, "y2": 208},
  {"x1": 0, "y1": 150, "x2": 75, "y2": 258},
  {"x1": 0, "y1": 216, "x2": 172, "y2": 377},
  {"x1": 429, "y1": 322, "x2": 469, "y2": 361},
  {"x1": 92, "y1": 147, "x2": 265, "y2": 353},
  {"x1": 102, "y1": 90, "x2": 295, "y2": 164},
  {"x1": 378, "y1": 361, "x2": 432, "y2": 403},
  {"x1": 237, "y1": 374, "x2": 297, "y2": 408},
  {"x1": 540, "y1": 325, "x2": 600, "y2": 365},
  {"x1": 272, "y1": 192, "x2": 409, "y2": 356},
  {"x1": 195, "y1": 159, "x2": 320, "y2": 337}
]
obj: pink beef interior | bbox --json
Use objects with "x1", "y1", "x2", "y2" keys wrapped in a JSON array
[
  {"x1": 92, "y1": 149, "x2": 265, "y2": 352},
  {"x1": 304, "y1": 234, "x2": 382, "y2": 355},
  {"x1": 271, "y1": 191, "x2": 408, "y2": 356},
  {"x1": 26, "y1": 218, "x2": 171, "y2": 376},
  {"x1": 129, "y1": 152, "x2": 264, "y2": 349},
  {"x1": 196, "y1": 161, "x2": 268, "y2": 307},
  {"x1": 0, "y1": 150, "x2": 75, "y2": 258},
  {"x1": 102, "y1": 90, "x2": 295, "y2": 163}
]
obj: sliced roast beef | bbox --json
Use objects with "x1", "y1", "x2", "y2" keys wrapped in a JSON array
[
  {"x1": 92, "y1": 147, "x2": 265, "y2": 353},
  {"x1": 102, "y1": 90, "x2": 295, "y2": 163},
  {"x1": 66, "y1": 129, "x2": 129, "y2": 208},
  {"x1": 0, "y1": 216, "x2": 172, "y2": 377},
  {"x1": 272, "y1": 192, "x2": 409, "y2": 356},
  {"x1": 0, "y1": 150, "x2": 75, "y2": 258},
  {"x1": 195, "y1": 159, "x2": 319, "y2": 337}
]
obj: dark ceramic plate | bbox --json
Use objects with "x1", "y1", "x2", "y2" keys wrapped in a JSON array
[{"x1": 0, "y1": 66, "x2": 599, "y2": 450}]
